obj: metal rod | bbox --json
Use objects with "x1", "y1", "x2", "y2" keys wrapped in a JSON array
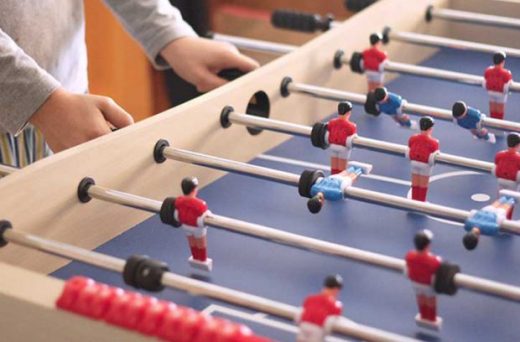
[
  {"x1": 387, "y1": 29, "x2": 520, "y2": 58},
  {"x1": 212, "y1": 33, "x2": 296, "y2": 55},
  {"x1": 87, "y1": 183, "x2": 404, "y2": 271},
  {"x1": 0, "y1": 164, "x2": 17, "y2": 177},
  {"x1": 429, "y1": 7, "x2": 520, "y2": 31},
  {"x1": 227, "y1": 109, "x2": 495, "y2": 173},
  {"x1": 3, "y1": 229, "x2": 125, "y2": 273},
  {"x1": 162, "y1": 147, "x2": 301, "y2": 186},
  {"x1": 85, "y1": 183, "x2": 520, "y2": 303},
  {"x1": 88, "y1": 185, "x2": 520, "y2": 301},
  {"x1": 287, "y1": 81, "x2": 520, "y2": 133},
  {"x1": 2, "y1": 227, "x2": 416, "y2": 342},
  {"x1": 159, "y1": 145, "x2": 520, "y2": 235},
  {"x1": 339, "y1": 54, "x2": 520, "y2": 92}
]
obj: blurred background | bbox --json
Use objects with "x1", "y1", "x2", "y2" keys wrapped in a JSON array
[{"x1": 84, "y1": 0, "x2": 354, "y2": 122}]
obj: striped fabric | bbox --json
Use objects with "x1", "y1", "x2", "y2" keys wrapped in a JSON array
[{"x1": 0, "y1": 125, "x2": 51, "y2": 167}]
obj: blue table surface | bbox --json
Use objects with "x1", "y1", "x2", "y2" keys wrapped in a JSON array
[{"x1": 53, "y1": 48, "x2": 520, "y2": 341}]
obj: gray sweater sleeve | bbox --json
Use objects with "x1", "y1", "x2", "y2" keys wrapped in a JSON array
[
  {"x1": 0, "y1": 28, "x2": 60, "y2": 135},
  {"x1": 103, "y1": 0, "x2": 197, "y2": 70}
]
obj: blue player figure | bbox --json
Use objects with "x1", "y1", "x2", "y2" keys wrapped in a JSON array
[
  {"x1": 463, "y1": 189, "x2": 519, "y2": 250},
  {"x1": 373, "y1": 87, "x2": 417, "y2": 129},
  {"x1": 451, "y1": 101, "x2": 496, "y2": 144},
  {"x1": 306, "y1": 162, "x2": 372, "y2": 213}
]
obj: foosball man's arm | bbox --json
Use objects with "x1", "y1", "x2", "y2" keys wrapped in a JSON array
[{"x1": 433, "y1": 262, "x2": 461, "y2": 296}]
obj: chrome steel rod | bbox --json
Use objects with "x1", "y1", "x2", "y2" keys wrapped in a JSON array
[
  {"x1": 387, "y1": 29, "x2": 520, "y2": 58},
  {"x1": 339, "y1": 54, "x2": 520, "y2": 92},
  {"x1": 3, "y1": 229, "x2": 125, "y2": 273},
  {"x1": 84, "y1": 184, "x2": 520, "y2": 303},
  {"x1": 162, "y1": 147, "x2": 300, "y2": 186},
  {"x1": 159, "y1": 145, "x2": 520, "y2": 235},
  {"x1": 226, "y1": 109, "x2": 495, "y2": 173},
  {"x1": 88, "y1": 185, "x2": 162, "y2": 213},
  {"x1": 0, "y1": 164, "x2": 17, "y2": 177},
  {"x1": 2, "y1": 227, "x2": 415, "y2": 342},
  {"x1": 287, "y1": 80, "x2": 520, "y2": 132},
  {"x1": 212, "y1": 33, "x2": 296, "y2": 55},
  {"x1": 429, "y1": 7, "x2": 520, "y2": 31}
]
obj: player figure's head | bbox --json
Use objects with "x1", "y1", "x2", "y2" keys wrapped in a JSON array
[
  {"x1": 507, "y1": 133, "x2": 520, "y2": 151},
  {"x1": 419, "y1": 116, "x2": 435, "y2": 134},
  {"x1": 452, "y1": 101, "x2": 468, "y2": 119},
  {"x1": 307, "y1": 193, "x2": 324, "y2": 214},
  {"x1": 414, "y1": 229, "x2": 433, "y2": 252},
  {"x1": 338, "y1": 101, "x2": 353, "y2": 119},
  {"x1": 323, "y1": 274, "x2": 343, "y2": 297},
  {"x1": 374, "y1": 87, "x2": 389, "y2": 103},
  {"x1": 493, "y1": 51, "x2": 507, "y2": 67},
  {"x1": 181, "y1": 177, "x2": 199, "y2": 196},
  {"x1": 369, "y1": 33, "x2": 383, "y2": 48},
  {"x1": 463, "y1": 227, "x2": 481, "y2": 251}
]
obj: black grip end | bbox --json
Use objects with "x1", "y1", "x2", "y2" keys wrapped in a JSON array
[
  {"x1": 218, "y1": 68, "x2": 246, "y2": 81},
  {"x1": 77, "y1": 177, "x2": 95, "y2": 203},
  {"x1": 0, "y1": 220, "x2": 12, "y2": 247},
  {"x1": 345, "y1": 0, "x2": 378, "y2": 12},
  {"x1": 271, "y1": 9, "x2": 332, "y2": 33},
  {"x1": 203, "y1": 31, "x2": 215, "y2": 39},
  {"x1": 153, "y1": 139, "x2": 170, "y2": 164}
]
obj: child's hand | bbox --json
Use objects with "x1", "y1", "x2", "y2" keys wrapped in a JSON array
[
  {"x1": 30, "y1": 88, "x2": 134, "y2": 152},
  {"x1": 160, "y1": 37, "x2": 259, "y2": 92}
]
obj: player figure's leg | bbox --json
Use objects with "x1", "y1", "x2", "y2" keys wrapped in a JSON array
[
  {"x1": 410, "y1": 162, "x2": 432, "y2": 202},
  {"x1": 186, "y1": 235, "x2": 199, "y2": 260},
  {"x1": 336, "y1": 158, "x2": 347, "y2": 174},
  {"x1": 425, "y1": 295, "x2": 438, "y2": 322},
  {"x1": 330, "y1": 150, "x2": 342, "y2": 175},
  {"x1": 415, "y1": 293, "x2": 429, "y2": 321},
  {"x1": 394, "y1": 105, "x2": 416, "y2": 129},
  {"x1": 470, "y1": 127, "x2": 496, "y2": 144},
  {"x1": 194, "y1": 235, "x2": 208, "y2": 262},
  {"x1": 296, "y1": 323, "x2": 325, "y2": 342},
  {"x1": 366, "y1": 71, "x2": 384, "y2": 92}
]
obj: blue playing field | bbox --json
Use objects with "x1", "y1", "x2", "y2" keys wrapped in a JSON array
[{"x1": 53, "y1": 48, "x2": 520, "y2": 341}]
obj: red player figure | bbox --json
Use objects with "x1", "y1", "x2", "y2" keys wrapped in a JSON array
[
  {"x1": 405, "y1": 230, "x2": 442, "y2": 330},
  {"x1": 327, "y1": 101, "x2": 357, "y2": 175},
  {"x1": 296, "y1": 275, "x2": 343, "y2": 342},
  {"x1": 494, "y1": 133, "x2": 520, "y2": 218},
  {"x1": 484, "y1": 52, "x2": 512, "y2": 121},
  {"x1": 407, "y1": 117, "x2": 439, "y2": 202},
  {"x1": 174, "y1": 177, "x2": 213, "y2": 271},
  {"x1": 362, "y1": 33, "x2": 388, "y2": 91}
]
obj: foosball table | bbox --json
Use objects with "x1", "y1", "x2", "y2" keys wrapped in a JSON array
[{"x1": 1, "y1": 0, "x2": 519, "y2": 341}]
